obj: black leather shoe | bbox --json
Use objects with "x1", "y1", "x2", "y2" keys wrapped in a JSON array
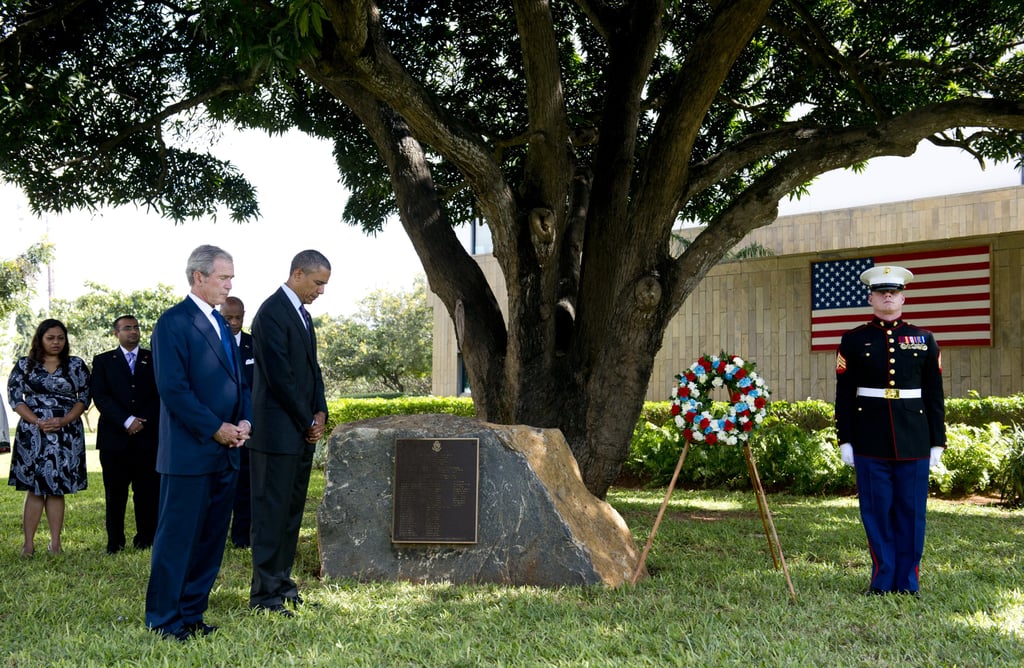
[
  {"x1": 862, "y1": 587, "x2": 890, "y2": 596},
  {"x1": 285, "y1": 594, "x2": 321, "y2": 609},
  {"x1": 184, "y1": 622, "x2": 219, "y2": 636},
  {"x1": 151, "y1": 626, "x2": 193, "y2": 642},
  {"x1": 252, "y1": 604, "x2": 295, "y2": 618}
]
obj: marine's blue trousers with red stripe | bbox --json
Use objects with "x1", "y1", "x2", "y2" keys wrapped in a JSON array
[{"x1": 854, "y1": 456, "x2": 930, "y2": 593}]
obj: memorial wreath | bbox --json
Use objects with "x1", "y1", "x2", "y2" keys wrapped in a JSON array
[{"x1": 670, "y1": 353, "x2": 770, "y2": 445}]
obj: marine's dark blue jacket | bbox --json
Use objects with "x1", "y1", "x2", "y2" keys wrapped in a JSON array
[{"x1": 835, "y1": 317, "x2": 945, "y2": 459}]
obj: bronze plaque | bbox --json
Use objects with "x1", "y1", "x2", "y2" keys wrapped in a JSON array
[{"x1": 392, "y1": 438, "x2": 480, "y2": 544}]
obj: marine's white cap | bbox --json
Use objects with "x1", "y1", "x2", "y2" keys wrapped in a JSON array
[{"x1": 860, "y1": 265, "x2": 913, "y2": 291}]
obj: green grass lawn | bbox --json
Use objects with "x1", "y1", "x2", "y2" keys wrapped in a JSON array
[{"x1": 1, "y1": 448, "x2": 1022, "y2": 666}]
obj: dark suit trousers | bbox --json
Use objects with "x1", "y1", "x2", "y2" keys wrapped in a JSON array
[
  {"x1": 230, "y1": 447, "x2": 252, "y2": 547},
  {"x1": 249, "y1": 446, "x2": 315, "y2": 607},
  {"x1": 99, "y1": 446, "x2": 160, "y2": 550},
  {"x1": 145, "y1": 468, "x2": 237, "y2": 634}
]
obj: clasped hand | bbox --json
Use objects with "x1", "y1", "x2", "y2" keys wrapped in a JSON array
[
  {"x1": 214, "y1": 421, "x2": 251, "y2": 448},
  {"x1": 304, "y1": 411, "x2": 327, "y2": 444},
  {"x1": 37, "y1": 416, "x2": 64, "y2": 434}
]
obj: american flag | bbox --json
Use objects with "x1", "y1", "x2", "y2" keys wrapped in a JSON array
[{"x1": 810, "y1": 246, "x2": 991, "y2": 352}]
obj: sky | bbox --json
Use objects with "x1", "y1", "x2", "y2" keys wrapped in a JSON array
[
  {"x1": 2, "y1": 129, "x2": 425, "y2": 319},
  {"x1": 2, "y1": 128, "x2": 1022, "y2": 322}
]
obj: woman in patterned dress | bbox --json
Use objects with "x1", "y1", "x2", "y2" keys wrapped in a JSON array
[{"x1": 7, "y1": 319, "x2": 91, "y2": 556}]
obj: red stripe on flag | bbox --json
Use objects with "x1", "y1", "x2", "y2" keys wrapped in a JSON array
[
  {"x1": 875, "y1": 246, "x2": 989, "y2": 263},
  {"x1": 903, "y1": 307, "x2": 991, "y2": 319},
  {"x1": 906, "y1": 261, "x2": 990, "y2": 277},
  {"x1": 911, "y1": 276, "x2": 990, "y2": 290},
  {"x1": 904, "y1": 293, "x2": 988, "y2": 305}
]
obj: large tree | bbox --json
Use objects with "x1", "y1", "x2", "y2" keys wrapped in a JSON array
[{"x1": 2, "y1": 1, "x2": 1023, "y2": 496}]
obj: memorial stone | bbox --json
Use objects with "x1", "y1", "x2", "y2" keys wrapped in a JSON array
[{"x1": 318, "y1": 414, "x2": 643, "y2": 587}]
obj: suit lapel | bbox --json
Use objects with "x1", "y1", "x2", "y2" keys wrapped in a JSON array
[
  {"x1": 274, "y1": 287, "x2": 317, "y2": 363},
  {"x1": 136, "y1": 349, "x2": 153, "y2": 375},
  {"x1": 191, "y1": 305, "x2": 236, "y2": 379}
]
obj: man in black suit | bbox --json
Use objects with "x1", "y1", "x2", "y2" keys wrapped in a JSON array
[
  {"x1": 249, "y1": 249, "x2": 330, "y2": 615},
  {"x1": 146, "y1": 244, "x2": 252, "y2": 641},
  {"x1": 221, "y1": 296, "x2": 255, "y2": 548},
  {"x1": 91, "y1": 315, "x2": 160, "y2": 554}
]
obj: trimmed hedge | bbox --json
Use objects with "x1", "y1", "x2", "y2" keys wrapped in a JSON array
[
  {"x1": 319, "y1": 395, "x2": 1024, "y2": 503},
  {"x1": 945, "y1": 393, "x2": 1024, "y2": 427},
  {"x1": 324, "y1": 396, "x2": 475, "y2": 436},
  {"x1": 640, "y1": 394, "x2": 1024, "y2": 430}
]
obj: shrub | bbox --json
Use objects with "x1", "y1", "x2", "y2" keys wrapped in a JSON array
[
  {"x1": 315, "y1": 396, "x2": 1020, "y2": 498},
  {"x1": 765, "y1": 400, "x2": 834, "y2": 431},
  {"x1": 625, "y1": 420, "x2": 684, "y2": 486},
  {"x1": 748, "y1": 419, "x2": 854, "y2": 495},
  {"x1": 995, "y1": 423, "x2": 1024, "y2": 507},
  {"x1": 945, "y1": 393, "x2": 1024, "y2": 427},
  {"x1": 675, "y1": 440, "x2": 750, "y2": 490},
  {"x1": 324, "y1": 396, "x2": 475, "y2": 435},
  {"x1": 931, "y1": 423, "x2": 1007, "y2": 497}
]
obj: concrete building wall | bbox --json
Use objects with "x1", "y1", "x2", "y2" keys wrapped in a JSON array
[{"x1": 431, "y1": 185, "x2": 1024, "y2": 401}]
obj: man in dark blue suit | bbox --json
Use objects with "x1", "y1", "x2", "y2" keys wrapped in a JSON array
[
  {"x1": 91, "y1": 315, "x2": 160, "y2": 554},
  {"x1": 145, "y1": 245, "x2": 252, "y2": 641},
  {"x1": 221, "y1": 296, "x2": 255, "y2": 548},
  {"x1": 249, "y1": 249, "x2": 330, "y2": 615}
]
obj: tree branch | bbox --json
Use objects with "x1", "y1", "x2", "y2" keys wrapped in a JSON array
[
  {"x1": 572, "y1": 0, "x2": 618, "y2": 43},
  {"x1": 314, "y1": 0, "x2": 518, "y2": 266},
  {"x1": 0, "y1": 0, "x2": 92, "y2": 48},
  {"x1": 666, "y1": 97, "x2": 1024, "y2": 313},
  {"x1": 512, "y1": 0, "x2": 571, "y2": 211},
  {"x1": 60, "y1": 69, "x2": 266, "y2": 169},
  {"x1": 312, "y1": 74, "x2": 512, "y2": 420},
  {"x1": 633, "y1": 0, "x2": 774, "y2": 226}
]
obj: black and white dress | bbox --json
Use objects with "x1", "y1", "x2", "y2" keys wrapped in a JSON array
[{"x1": 7, "y1": 356, "x2": 91, "y2": 495}]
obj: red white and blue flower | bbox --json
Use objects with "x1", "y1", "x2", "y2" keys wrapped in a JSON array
[{"x1": 670, "y1": 354, "x2": 770, "y2": 445}]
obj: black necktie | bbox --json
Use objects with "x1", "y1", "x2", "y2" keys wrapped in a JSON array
[
  {"x1": 300, "y1": 305, "x2": 314, "y2": 345},
  {"x1": 213, "y1": 311, "x2": 236, "y2": 374}
]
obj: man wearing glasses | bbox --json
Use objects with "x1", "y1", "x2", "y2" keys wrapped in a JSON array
[{"x1": 91, "y1": 315, "x2": 161, "y2": 554}]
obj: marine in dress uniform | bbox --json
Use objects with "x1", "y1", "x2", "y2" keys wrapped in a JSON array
[{"x1": 835, "y1": 265, "x2": 946, "y2": 595}]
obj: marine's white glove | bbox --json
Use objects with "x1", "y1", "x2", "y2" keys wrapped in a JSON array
[
  {"x1": 839, "y1": 443, "x2": 855, "y2": 467},
  {"x1": 929, "y1": 446, "x2": 944, "y2": 470}
]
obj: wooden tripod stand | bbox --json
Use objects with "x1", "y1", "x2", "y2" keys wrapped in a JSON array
[{"x1": 630, "y1": 441, "x2": 797, "y2": 603}]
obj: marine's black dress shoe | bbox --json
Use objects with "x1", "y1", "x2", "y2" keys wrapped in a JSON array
[
  {"x1": 862, "y1": 587, "x2": 890, "y2": 596},
  {"x1": 184, "y1": 621, "x2": 219, "y2": 636},
  {"x1": 251, "y1": 603, "x2": 295, "y2": 618}
]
